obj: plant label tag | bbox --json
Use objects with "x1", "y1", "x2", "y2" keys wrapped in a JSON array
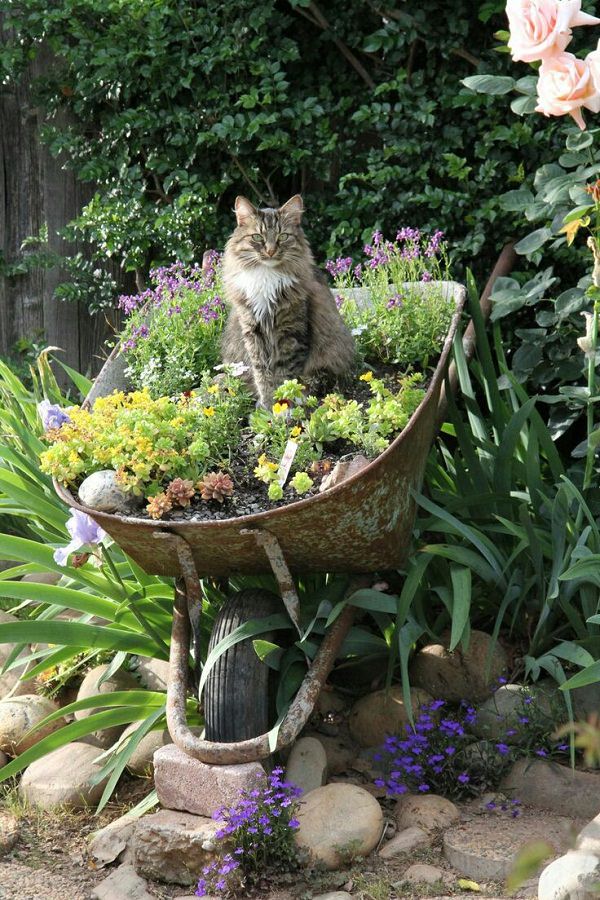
[{"x1": 278, "y1": 440, "x2": 298, "y2": 486}]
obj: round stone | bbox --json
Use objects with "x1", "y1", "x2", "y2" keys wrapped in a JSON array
[
  {"x1": 0, "y1": 611, "x2": 37, "y2": 698},
  {"x1": 19, "y1": 741, "x2": 110, "y2": 808},
  {"x1": 401, "y1": 863, "x2": 445, "y2": 885},
  {"x1": 501, "y1": 759, "x2": 600, "y2": 820},
  {"x1": 395, "y1": 793, "x2": 460, "y2": 832},
  {"x1": 75, "y1": 664, "x2": 138, "y2": 747},
  {"x1": 0, "y1": 811, "x2": 19, "y2": 854},
  {"x1": 538, "y1": 851, "x2": 600, "y2": 900},
  {"x1": 119, "y1": 723, "x2": 171, "y2": 776},
  {"x1": 0, "y1": 694, "x2": 62, "y2": 755},
  {"x1": 78, "y1": 470, "x2": 141, "y2": 514},
  {"x1": 410, "y1": 630, "x2": 507, "y2": 703},
  {"x1": 135, "y1": 656, "x2": 170, "y2": 692},
  {"x1": 348, "y1": 686, "x2": 432, "y2": 748},
  {"x1": 379, "y1": 825, "x2": 430, "y2": 858},
  {"x1": 304, "y1": 732, "x2": 357, "y2": 775},
  {"x1": 286, "y1": 737, "x2": 328, "y2": 796},
  {"x1": 443, "y1": 812, "x2": 575, "y2": 882},
  {"x1": 294, "y1": 783, "x2": 383, "y2": 869}
]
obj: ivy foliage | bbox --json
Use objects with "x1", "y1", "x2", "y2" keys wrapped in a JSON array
[{"x1": 0, "y1": 0, "x2": 560, "y2": 305}]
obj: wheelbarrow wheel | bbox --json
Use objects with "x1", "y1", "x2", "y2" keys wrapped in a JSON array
[{"x1": 204, "y1": 588, "x2": 281, "y2": 743}]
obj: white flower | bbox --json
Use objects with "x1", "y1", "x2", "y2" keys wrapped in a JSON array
[
  {"x1": 351, "y1": 325, "x2": 368, "y2": 336},
  {"x1": 577, "y1": 311, "x2": 595, "y2": 357},
  {"x1": 214, "y1": 361, "x2": 249, "y2": 377}
]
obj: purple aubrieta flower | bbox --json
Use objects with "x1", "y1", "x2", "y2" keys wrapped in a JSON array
[
  {"x1": 53, "y1": 510, "x2": 106, "y2": 566},
  {"x1": 38, "y1": 400, "x2": 71, "y2": 432}
]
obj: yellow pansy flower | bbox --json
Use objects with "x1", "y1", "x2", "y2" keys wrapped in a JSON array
[
  {"x1": 272, "y1": 401, "x2": 289, "y2": 415},
  {"x1": 359, "y1": 371, "x2": 374, "y2": 382},
  {"x1": 290, "y1": 426, "x2": 302, "y2": 438},
  {"x1": 203, "y1": 406, "x2": 215, "y2": 417}
]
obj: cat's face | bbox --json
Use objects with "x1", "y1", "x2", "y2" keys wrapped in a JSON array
[{"x1": 232, "y1": 195, "x2": 304, "y2": 268}]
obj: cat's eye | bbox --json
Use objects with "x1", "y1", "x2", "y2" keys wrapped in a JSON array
[
  {"x1": 278, "y1": 233, "x2": 290, "y2": 242},
  {"x1": 251, "y1": 233, "x2": 265, "y2": 243}
]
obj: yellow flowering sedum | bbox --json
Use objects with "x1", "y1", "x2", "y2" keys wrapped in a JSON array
[{"x1": 40, "y1": 376, "x2": 252, "y2": 497}]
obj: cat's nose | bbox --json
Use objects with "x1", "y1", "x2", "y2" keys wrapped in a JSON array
[{"x1": 265, "y1": 245, "x2": 277, "y2": 257}]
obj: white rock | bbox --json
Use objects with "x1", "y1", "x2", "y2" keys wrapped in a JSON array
[
  {"x1": 312, "y1": 894, "x2": 353, "y2": 900},
  {"x1": 295, "y1": 783, "x2": 383, "y2": 870},
  {"x1": 286, "y1": 737, "x2": 328, "y2": 796},
  {"x1": 75, "y1": 664, "x2": 138, "y2": 747},
  {"x1": 538, "y1": 851, "x2": 600, "y2": 900},
  {"x1": 78, "y1": 470, "x2": 139, "y2": 513},
  {"x1": 577, "y1": 813, "x2": 600, "y2": 856},
  {"x1": 91, "y1": 862, "x2": 153, "y2": 899},
  {"x1": 0, "y1": 694, "x2": 63, "y2": 755},
  {"x1": 395, "y1": 793, "x2": 460, "y2": 832},
  {"x1": 19, "y1": 741, "x2": 109, "y2": 808},
  {"x1": 402, "y1": 863, "x2": 445, "y2": 885},
  {"x1": 379, "y1": 826, "x2": 430, "y2": 858}
]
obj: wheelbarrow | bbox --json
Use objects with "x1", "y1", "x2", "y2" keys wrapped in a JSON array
[{"x1": 53, "y1": 256, "x2": 514, "y2": 766}]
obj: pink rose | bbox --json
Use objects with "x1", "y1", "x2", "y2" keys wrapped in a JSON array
[
  {"x1": 536, "y1": 51, "x2": 600, "y2": 129},
  {"x1": 507, "y1": 0, "x2": 600, "y2": 63}
]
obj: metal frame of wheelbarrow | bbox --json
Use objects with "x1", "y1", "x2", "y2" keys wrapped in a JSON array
[{"x1": 56, "y1": 246, "x2": 517, "y2": 765}]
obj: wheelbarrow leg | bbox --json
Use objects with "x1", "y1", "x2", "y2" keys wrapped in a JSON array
[{"x1": 154, "y1": 528, "x2": 362, "y2": 763}]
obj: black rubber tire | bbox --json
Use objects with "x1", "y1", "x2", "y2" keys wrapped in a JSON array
[{"x1": 204, "y1": 588, "x2": 281, "y2": 743}]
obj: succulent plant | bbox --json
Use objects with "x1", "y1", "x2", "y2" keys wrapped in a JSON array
[
  {"x1": 198, "y1": 471, "x2": 234, "y2": 503},
  {"x1": 166, "y1": 477, "x2": 196, "y2": 507},
  {"x1": 146, "y1": 492, "x2": 173, "y2": 519}
]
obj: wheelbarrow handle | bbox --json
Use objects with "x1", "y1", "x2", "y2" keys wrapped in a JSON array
[{"x1": 436, "y1": 242, "x2": 517, "y2": 426}]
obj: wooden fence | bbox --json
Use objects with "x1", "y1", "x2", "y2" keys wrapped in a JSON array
[{"x1": 0, "y1": 43, "x2": 117, "y2": 382}]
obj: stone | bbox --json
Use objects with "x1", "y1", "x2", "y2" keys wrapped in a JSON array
[
  {"x1": 19, "y1": 741, "x2": 110, "y2": 809},
  {"x1": 348, "y1": 685, "x2": 432, "y2": 748},
  {"x1": 154, "y1": 743, "x2": 266, "y2": 817},
  {"x1": 410, "y1": 630, "x2": 507, "y2": 704},
  {"x1": 312, "y1": 894, "x2": 353, "y2": 900},
  {"x1": 78, "y1": 470, "x2": 140, "y2": 514},
  {"x1": 89, "y1": 812, "x2": 138, "y2": 867},
  {"x1": 577, "y1": 813, "x2": 600, "y2": 856},
  {"x1": 319, "y1": 455, "x2": 369, "y2": 492},
  {"x1": 91, "y1": 863, "x2": 154, "y2": 899},
  {"x1": 0, "y1": 611, "x2": 37, "y2": 698},
  {"x1": 401, "y1": 863, "x2": 445, "y2": 885},
  {"x1": 132, "y1": 809, "x2": 220, "y2": 884},
  {"x1": 0, "y1": 812, "x2": 19, "y2": 854},
  {"x1": 304, "y1": 732, "x2": 357, "y2": 775},
  {"x1": 538, "y1": 851, "x2": 600, "y2": 900},
  {"x1": 75, "y1": 664, "x2": 138, "y2": 747},
  {"x1": 294, "y1": 782, "x2": 383, "y2": 870},
  {"x1": 379, "y1": 826, "x2": 430, "y2": 858},
  {"x1": 395, "y1": 793, "x2": 460, "y2": 832},
  {"x1": 286, "y1": 737, "x2": 328, "y2": 796},
  {"x1": 118, "y1": 723, "x2": 171, "y2": 776},
  {"x1": 316, "y1": 689, "x2": 347, "y2": 717},
  {"x1": 501, "y1": 759, "x2": 600, "y2": 820},
  {"x1": 443, "y1": 812, "x2": 574, "y2": 882},
  {"x1": 472, "y1": 684, "x2": 531, "y2": 742},
  {"x1": 0, "y1": 694, "x2": 63, "y2": 755},
  {"x1": 134, "y1": 656, "x2": 170, "y2": 692},
  {"x1": 20, "y1": 572, "x2": 61, "y2": 586}
]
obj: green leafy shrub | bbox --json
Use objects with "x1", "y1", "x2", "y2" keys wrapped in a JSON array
[
  {"x1": 119, "y1": 255, "x2": 226, "y2": 398},
  {"x1": 331, "y1": 228, "x2": 453, "y2": 367},
  {"x1": 0, "y1": 1, "x2": 561, "y2": 311}
]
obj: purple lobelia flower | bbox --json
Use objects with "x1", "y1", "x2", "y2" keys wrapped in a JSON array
[
  {"x1": 38, "y1": 401, "x2": 71, "y2": 431},
  {"x1": 54, "y1": 510, "x2": 106, "y2": 566}
]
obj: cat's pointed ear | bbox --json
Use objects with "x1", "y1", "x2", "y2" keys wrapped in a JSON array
[
  {"x1": 279, "y1": 194, "x2": 304, "y2": 225},
  {"x1": 234, "y1": 196, "x2": 257, "y2": 226}
]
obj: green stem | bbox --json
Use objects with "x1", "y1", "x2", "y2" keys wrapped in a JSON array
[
  {"x1": 102, "y1": 547, "x2": 170, "y2": 658},
  {"x1": 583, "y1": 300, "x2": 599, "y2": 494}
]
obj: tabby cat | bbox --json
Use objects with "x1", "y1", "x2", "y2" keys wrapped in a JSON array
[{"x1": 221, "y1": 194, "x2": 355, "y2": 407}]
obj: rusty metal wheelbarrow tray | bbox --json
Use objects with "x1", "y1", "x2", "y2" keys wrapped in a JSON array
[
  {"x1": 54, "y1": 280, "x2": 466, "y2": 764},
  {"x1": 55, "y1": 281, "x2": 466, "y2": 578}
]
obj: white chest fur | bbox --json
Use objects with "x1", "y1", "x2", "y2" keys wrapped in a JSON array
[{"x1": 231, "y1": 267, "x2": 296, "y2": 323}]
